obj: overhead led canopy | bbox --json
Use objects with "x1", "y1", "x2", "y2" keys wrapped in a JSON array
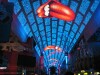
[
  {"x1": 8, "y1": 0, "x2": 100, "y2": 68},
  {"x1": 37, "y1": 0, "x2": 75, "y2": 21}
]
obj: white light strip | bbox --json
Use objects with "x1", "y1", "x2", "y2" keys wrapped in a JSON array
[
  {"x1": 65, "y1": 56, "x2": 68, "y2": 64},
  {"x1": 44, "y1": 5, "x2": 50, "y2": 16},
  {"x1": 0, "y1": 67, "x2": 7, "y2": 69}
]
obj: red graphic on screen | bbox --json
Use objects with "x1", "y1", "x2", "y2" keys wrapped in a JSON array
[
  {"x1": 44, "y1": 45, "x2": 62, "y2": 52},
  {"x1": 37, "y1": 0, "x2": 75, "y2": 21}
]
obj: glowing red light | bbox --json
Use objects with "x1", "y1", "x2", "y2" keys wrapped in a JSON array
[
  {"x1": 44, "y1": 45, "x2": 62, "y2": 52},
  {"x1": 77, "y1": 47, "x2": 81, "y2": 50},
  {"x1": 37, "y1": 0, "x2": 75, "y2": 21}
]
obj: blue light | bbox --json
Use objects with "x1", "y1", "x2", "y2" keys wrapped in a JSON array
[
  {"x1": 67, "y1": 21, "x2": 72, "y2": 24},
  {"x1": 75, "y1": 32, "x2": 80, "y2": 40},
  {"x1": 49, "y1": 51, "x2": 51, "y2": 59},
  {"x1": 65, "y1": 23, "x2": 71, "y2": 31},
  {"x1": 12, "y1": 22, "x2": 28, "y2": 42},
  {"x1": 79, "y1": 24, "x2": 85, "y2": 33},
  {"x1": 43, "y1": 41, "x2": 46, "y2": 45},
  {"x1": 22, "y1": 0, "x2": 32, "y2": 14},
  {"x1": 60, "y1": 45, "x2": 63, "y2": 49},
  {"x1": 70, "y1": 1, "x2": 78, "y2": 13},
  {"x1": 61, "y1": 56, "x2": 65, "y2": 65},
  {"x1": 59, "y1": 20, "x2": 64, "y2": 26},
  {"x1": 62, "y1": 36, "x2": 66, "y2": 41},
  {"x1": 73, "y1": 38, "x2": 77, "y2": 44},
  {"x1": 70, "y1": 43, "x2": 74, "y2": 49},
  {"x1": 94, "y1": 5, "x2": 100, "y2": 26},
  {"x1": 36, "y1": 16, "x2": 43, "y2": 24},
  {"x1": 33, "y1": 1, "x2": 40, "y2": 14},
  {"x1": 75, "y1": 13, "x2": 83, "y2": 25},
  {"x1": 63, "y1": 31, "x2": 68, "y2": 37},
  {"x1": 32, "y1": 23, "x2": 37, "y2": 32},
  {"x1": 58, "y1": 53, "x2": 62, "y2": 61},
  {"x1": 58, "y1": 32, "x2": 62, "y2": 38},
  {"x1": 45, "y1": 51, "x2": 48, "y2": 57},
  {"x1": 68, "y1": 38, "x2": 72, "y2": 45},
  {"x1": 52, "y1": 21, "x2": 57, "y2": 28},
  {"x1": 66, "y1": 42, "x2": 69, "y2": 47},
  {"x1": 57, "y1": 41, "x2": 60, "y2": 45},
  {"x1": 46, "y1": 32, "x2": 51, "y2": 37},
  {"x1": 35, "y1": 45, "x2": 41, "y2": 56},
  {"x1": 72, "y1": 24, "x2": 78, "y2": 33},
  {"x1": 45, "y1": 18, "x2": 50, "y2": 25},
  {"x1": 28, "y1": 13, "x2": 35, "y2": 25},
  {"x1": 40, "y1": 31, "x2": 45, "y2": 37},
  {"x1": 52, "y1": 54, "x2": 54, "y2": 59},
  {"x1": 44, "y1": 44, "x2": 47, "y2": 48},
  {"x1": 18, "y1": 12, "x2": 27, "y2": 26},
  {"x1": 8, "y1": 0, "x2": 21, "y2": 14},
  {"x1": 52, "y1": 28, "x2": 57, "y2": 33},
  {"x1": 52, "y1": 39, "x2": 56, "y2": 43},
  {"x1": 58, "y1": 26, "x2": 63, "y2": 32},
  {"x1": 65, "y1": 56, "x2": 68, "y2": 64},
  {"x1": 39, "y1": 24, "x2": 44, "y2": 31},
  {"x1": 46, "y1": 26, "x2": 51, "y2": 32},
  {"x1": 52, "y1": 42, "x2": 56, "y2": 45},
  {"x1": 61, "y1": 44, "x2": 64, "y2": 49},
  {"x1": 83, "y1": 12, "x2": 92, "y2": 25},
  {"x1": 61, "y1": 53, "x2": 65, "y2": 60},
  {"x1": 24, "y1": 23, "x2": 31, "y2": 35},
  {"x1": 60, "y1": 53, "x2": 64, "y2": 63},
  {"x1": 67, "y1": 38, "x2": 71, "y2": 46},
  {"x1": 37, "y1": 36, "x2": 41, "y2": 42},
  {"x1": 52, "y1": 34, "x2": 56, "y2": 38},
  {"x1": 55, "y1": 52, "x2": 57, "y2": 61},
  {"x1": 28, "y1": 32, "x2": 33, "y2": 37},
  {"x1": 34, "y1": 31, "x2": 39, "y2": 37},
  {"x1": 39, "y1": 42, "x2": 42, "y2": 46},
  {"x1": 42, "y1": 0, "x2": 47, "y2": 4},
  {"x1": 79, "y1": 0, "x2": 90, "y2": 15},
  {"x1": 69, "y1": 31, "x2": 75, "y2": 39},
  {"x1": 44, "y1": 60, "x2": 47, "y2": 67},
  {"x1": 52, "y1": 17, "x2": 58, "y2": 20},
  {"x1": 61, "y1": 0, "x2": 69, "y2": 5},
  {"x1": 61, "y1": 41, "x2": 64, "y2": 45},
  {"x1": 91, "y1": 0, "x2": 100, "y2": 12},
  {"x1": 47, "y1": 37, "x2": 51, "y2": 41}
]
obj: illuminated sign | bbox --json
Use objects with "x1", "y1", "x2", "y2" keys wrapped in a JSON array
[
  {"x1": 37, "y1": 0, "x2": 75, "y2": 21},
  {"x1": 44, "y1": 45, "x2": 62, "y2": 52}
]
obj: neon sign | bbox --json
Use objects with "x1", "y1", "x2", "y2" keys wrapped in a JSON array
[
  {"x1": 44, "y1": 45, "x2": 62, "y2": 52},
  {"x1": 37, "y1": 0, "x2": 75, "y2": 21}
]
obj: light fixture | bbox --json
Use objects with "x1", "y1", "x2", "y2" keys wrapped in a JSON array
[
  {"x1": 0, "y1": 67, "x2": 7, "y2": 69},
  {"x1": 48, "y1": 58, "x2": 58, "y2": 62},
  {"x1": 81, "y1": 70, "x2": 85, "y2": 73},
  {"x1": 84, "y1": 72, "x2": 88, "y2": 75},
  {"x1": 78, "y1": 73, "x2": 80, "y2": 75}
]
